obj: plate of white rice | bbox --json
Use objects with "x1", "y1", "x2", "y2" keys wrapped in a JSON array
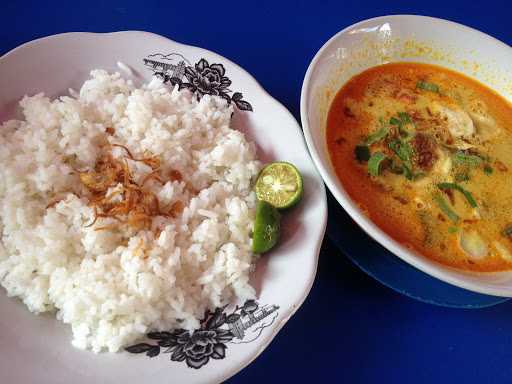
[{"x1": 0, "y1": 31, "x2": 326, "y2": 384}]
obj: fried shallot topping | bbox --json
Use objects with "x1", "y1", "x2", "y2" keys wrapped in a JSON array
[{"x1": 79, "y1": 144, "x2": 184, "y2": 232}]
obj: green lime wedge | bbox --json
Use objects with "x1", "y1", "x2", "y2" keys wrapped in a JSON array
[
  {"x1": 252, "y1": 200, "x2": 281, "y2": 254},
  {"x1": 255, "y1": 162, "x2": 303, "y2": 209}
]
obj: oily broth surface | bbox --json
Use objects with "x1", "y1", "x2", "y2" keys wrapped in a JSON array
[{"x1": 327, "y1": 62, "x2": 512, "y2": 271}]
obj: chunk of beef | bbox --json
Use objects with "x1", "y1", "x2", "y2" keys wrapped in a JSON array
[{"x1": 412, "y1": 133, "x2": 438, "y2": 171}]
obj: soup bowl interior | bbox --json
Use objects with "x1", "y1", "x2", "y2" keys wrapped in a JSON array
[{"x1": 301, "y1": 15, "x2": 512, "y2": 297}]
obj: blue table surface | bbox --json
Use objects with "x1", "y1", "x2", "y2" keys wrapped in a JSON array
[{"x1": 3, "y1": 1, "x2": 512, "y2": 382}]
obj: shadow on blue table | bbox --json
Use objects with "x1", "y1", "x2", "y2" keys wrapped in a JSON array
[{"x1": 326, "y1": 192, "x2": 509, "y2": 309}]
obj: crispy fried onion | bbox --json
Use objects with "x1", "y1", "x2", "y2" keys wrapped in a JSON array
[{"x1": 79, "y1": 144, "x2": 183, "y2": 232}]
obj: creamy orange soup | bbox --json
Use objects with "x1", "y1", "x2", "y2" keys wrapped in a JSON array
[{"x1": 327, "y1": 62, "x2": 512, "y2": 271}]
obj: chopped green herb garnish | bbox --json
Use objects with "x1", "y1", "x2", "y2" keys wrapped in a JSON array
[
  {"x1": 390, "y1": 112, "x2": 415, "y2": 139},
  {"x1": 433, "y1": 193, "x2": 460, "y2": 223},
  {"x1": 403, "y1": 164, "x2": 413, "y2": 180},
  {"x1": 484, "y1": 165, "x2": 493, "y2": 175},
  {"x1": 390, "y1": 112, "x2": 413, "y2": 126},
  {"x1": 416, "y1": 80, "x2": 440, "y2": 93},
  {"x1": 389, "y1": 117, "x2": 401, "y2": 126},
  {"x1": 401, "y1": 164, "x2": 424, "y2": 180},
  {"x1": 368, "y1": 152, "x2": 387, "y2": 176},
  {"x1": 355, "y1": 145, "x2": 370, "y2": 162},
  {"x1": 503, "y1": 225, "x2": 512, "y2": 238},
  {"x1": 448, "y1": 226, "x2": 459, "y2": 234},
  {"x1": 453, "y1": 151, "x2": 483, "y2": 167},
  {"x1": 389, "y1": 140, "x2": 413, "y2": 167},
  {"x1": 364, "y1": 126, "x2": 389, "y2": 145},
  {"x1": 454, "y1": 172, "x2": 470, "y2": 182},
  {"x1": 388, "y1": 139, "x2": 420, "y2": 180},
  {"x1": 437, "y1": 182, "x2": 478, "y2": 208},
  {"x1": 397, "y1": 112, "x2": 412, "y2": 124}
]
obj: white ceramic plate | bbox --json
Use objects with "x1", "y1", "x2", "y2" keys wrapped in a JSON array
[
  {"x1": 301, "y1": 15, "x2": 512, "y2": 297},
  {"x1": 0, "y1": 31, "x2": 327, "y2": 384}
]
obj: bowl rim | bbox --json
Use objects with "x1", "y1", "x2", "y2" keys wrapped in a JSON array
[
  {"x1": 0, "y1": 30, "x2": 327, "y2": 383},
  {"x1": 300, "y1": 14, "x2": 512, "y2": 297}
]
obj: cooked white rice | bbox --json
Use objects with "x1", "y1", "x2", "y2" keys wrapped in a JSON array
[{"x1": 0, "y1": 70, "x2": 260, "y2": 352}]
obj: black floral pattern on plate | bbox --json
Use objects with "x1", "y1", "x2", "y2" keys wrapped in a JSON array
[
  {"x1": 126, "y1": 300, "x2": 279, "y2": 369},
  {"x1": 144, "y1": 54, "x2": 253, "y2": 111}
]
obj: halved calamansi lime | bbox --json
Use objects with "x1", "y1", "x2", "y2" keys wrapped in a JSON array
[
  {"x1": 255, "y1": 162, "x2": 303, "y2": 209},
  {"x1": 252, "y1": 200, "x2": 281, "y2": 254}
]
